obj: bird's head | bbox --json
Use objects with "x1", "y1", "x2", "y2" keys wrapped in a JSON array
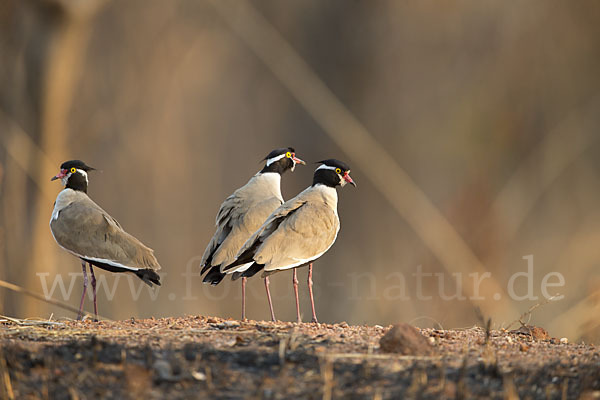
[
  {"x1": 313, "y1": 159, "x2": 356, "y2": 188},
  {"x1": 261, "y1": 147, "x2": 306, "y2": 174},
  {"x1": 51, "y1": 160, "x2": 96, "y2": 192}
]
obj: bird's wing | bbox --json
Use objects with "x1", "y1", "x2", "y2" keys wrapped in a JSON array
[
  {"x1": 256, "y1": 202, "x2": 339, "y2": 271},
  {"x1": 200, "y1": 193, "x2": 240, "y2": 271},
  {"x1": 208, "y1": 196, "x2": 283, "y2": 270},
  {"x1": 223, "y1": 195, "x2": 308, "y2": 271},
  {"x1": 50, "y1": 200, "x2": 160, "y2": 271}
]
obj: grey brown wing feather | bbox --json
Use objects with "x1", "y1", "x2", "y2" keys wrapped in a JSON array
[
  {"x1": 51, "y1": 201, "x2": 160, "y2": 271},
  {"x1": 223, "y1": 196, "x2": 308, "y2": 271},
  {"x1": 200, "y1": 194, "x2": 282, "y2": 272},
  {"x1": 200, "y1": 205, "x2": 232, "y2": 273},
  {"x1": 200, "y1": 193, "x2": 243, "y2": 271},
  {"x1": 210, "y1": 197, "x2": 282, "y2": 269},
  {"x1": 255, "y1": 203, "x2": 339, "y2": 271}
]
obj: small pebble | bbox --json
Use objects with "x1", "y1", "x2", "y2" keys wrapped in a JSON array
[
  {"x1": 560, "y1": 337, "x2": 568, "y2": 344},
  {"x1": 519, "y1": 343, "x2": 529, "y2": 352},
  {"x1": 191, "y1": 371, "x2": 206, "y2": 381},
  {"x1": 153, "y1": 360, "x2": 172, "y2": 380}
]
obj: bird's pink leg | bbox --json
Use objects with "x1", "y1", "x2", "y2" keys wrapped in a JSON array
[
  {"x1": 89, "y1": 265, "x2": 98, "y2": 322},
  {"x1": 308, "y1": 263, "x2": 318, "y2": 323},
  {"x1": 264, "y1": 277, "x2": 276, "y2": 322},
  {"x1": 241, "y1": 277, "x2": 247, "y2": 321},
  {"x1": 78, "y1": 261, "x2": 88, "y2": 320},
  {"x1": 293, "y1": 268, "x2": 301, "y2": 323}
]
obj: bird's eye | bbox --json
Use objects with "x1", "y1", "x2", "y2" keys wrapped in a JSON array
[
  {"x1": 70, "y1": 167, "x2": 77, "y2": 173},
  {"x1": 335, "y1": 168, "x2": 342, "y2": 174},
  {"x1": 286, "y1": 152, "x2": 291, "y2": 158}
]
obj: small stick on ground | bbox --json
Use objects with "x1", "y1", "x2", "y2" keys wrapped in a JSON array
[
  {"x1": 474, "y1": 307, "x2": 492, "y2": 345},
  {"x1": 320, "y1": 356, "x2": 334, "y2": 400},
  {"x1": 0, "y1": 279, "x2": 107, "y2": 321},
  {"x1": 0, "y1": 350, "x2": 14, "y2": 400},
  {"x1": 505, "y1": 294, "x2": 561, "y2": 331}
]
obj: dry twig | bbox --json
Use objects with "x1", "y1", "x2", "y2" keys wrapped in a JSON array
[
  {"x1": 0, "y1": 278, "x2": 108, "y2": 321},
  {"x1": 505, "y1": 295, "x2": 561, "y2": 331}
]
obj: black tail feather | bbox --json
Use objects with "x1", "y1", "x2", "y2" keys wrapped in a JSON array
[
  {"x1": 200, "y1": 252, "x2": 215, "y2": 275},
  {"x1": 242, "y1": 263, "x2": 264, "y2": 278},
  {"x1": 222, "y1": 241, "x2": 262, "y2": 272},
  {"x1": 84, "y1": 258, "x2": 161, "y2": 287},
  {"x1": 222, "y1": 257, "x2": 248, "y2": 272},
  {"x1": 231, "y1": 271, "x2": 243, "y2": 281},
  {"x1": 231, "y1": 263, "x2": 264, "y2": 281},
  {"x1": 200, "y1": 263, "x2": 211, "y2": 275},
  {"x1": 203, "y1": 266, "x2": 226, "y2": 285},
  {"x1": 135, "y1": 268, "x2": 161, "y2": 287}
]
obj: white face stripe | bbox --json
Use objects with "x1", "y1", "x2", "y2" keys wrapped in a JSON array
[
  {"x1": 266, "y1": 153, "x2": 286, "y2": 167},
  {"x1": 78, "y1": 169, "x2": 88, "y2": 184},
  {"x1": 315, "y1": 164, "x2": 337, "y2": 172}
]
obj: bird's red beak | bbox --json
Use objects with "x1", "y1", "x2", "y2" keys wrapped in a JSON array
[
  {"x1": 51, "y1": 169, "x2": 68, "y2": 181},
  {"x1": 291, "y1": 153, "x2": 306, "y2": 165},
  {"x1": 343, "y1": 171, "x2": 356, "y2": 187}
]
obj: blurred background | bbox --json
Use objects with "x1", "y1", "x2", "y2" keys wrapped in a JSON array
[{"x1": 1, "y1": 0, "x2": 599, "y2": 342}]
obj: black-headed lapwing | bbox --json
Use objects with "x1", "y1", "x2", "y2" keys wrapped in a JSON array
[
  {"x1": 50, "y1": 160, "x2": 161, "y2": 321},
  {"x1": 200, "y1": 148, "x2": 305, "y2": 320},
  {"x1": 224, "y1": 159, "x2": 355, "y2": 323}
]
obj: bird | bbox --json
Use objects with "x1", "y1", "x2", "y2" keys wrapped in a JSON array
[
  {"x1": 223, "y1": 159, "x2": 355, "y2": 323},
  {"x1": 200, "y1": 147, "x2": 305, "y2": 320},
  {"x1": 49, "y1": 160, "x2": 161, "y2": 321}
]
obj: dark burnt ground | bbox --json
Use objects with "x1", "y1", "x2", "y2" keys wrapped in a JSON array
[{"x1": 0, "y1": 316, "x2": 599, "y2": 399}]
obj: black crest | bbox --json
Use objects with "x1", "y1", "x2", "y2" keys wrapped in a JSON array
[{"x1": 60, "y1": 160, "x2": 95, "y2": 172}]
